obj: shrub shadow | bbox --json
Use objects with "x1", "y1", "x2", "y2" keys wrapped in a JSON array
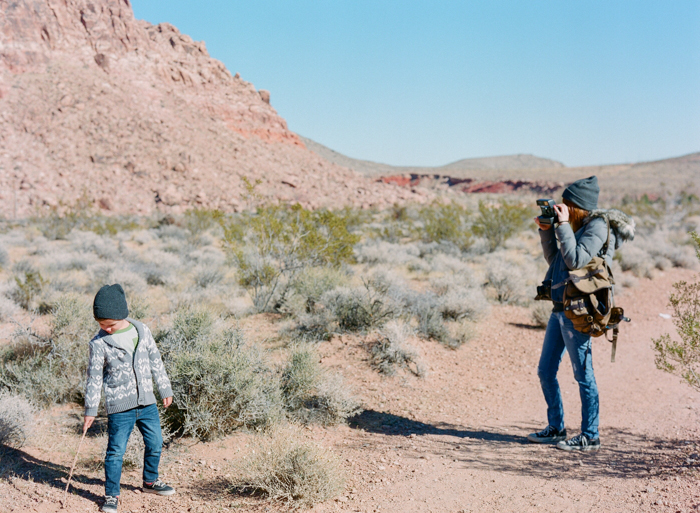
[
  {"x1": 508, "y1": 322, "x2": 545, "y2": 331},
  {"x1": 348, "y1": 409, "x2": 695, "y2": 480}
]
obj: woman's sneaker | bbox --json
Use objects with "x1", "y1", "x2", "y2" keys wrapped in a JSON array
[
  {"x1": 142, "y1": 478, "x2": 176, "y2": 496},
  {"x1": 556, "y1": 433, "x2": 600, "y2": 452},
  {"x1": 527, "y1": 425, "x2": 567, "y2": 443},
  {"x1": 101, "y1": 496, "x2": 119, "y2": 513}
]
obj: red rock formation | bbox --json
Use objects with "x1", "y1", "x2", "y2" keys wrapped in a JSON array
[{"x1": 0, "y1": 0, "x2": 422, "y2": 217}]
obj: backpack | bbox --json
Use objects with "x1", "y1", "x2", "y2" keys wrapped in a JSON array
[{"x1": 555, "y1": 219, "x2": 630, "y2": 361}]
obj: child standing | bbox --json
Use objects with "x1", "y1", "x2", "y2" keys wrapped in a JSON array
[{"x1": 83, "y1": 284, "x2": 175, "y2": 513}]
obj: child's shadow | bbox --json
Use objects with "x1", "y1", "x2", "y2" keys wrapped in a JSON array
[{"x1": 0, "y1": 446, "x2": 140, "y2": 505}]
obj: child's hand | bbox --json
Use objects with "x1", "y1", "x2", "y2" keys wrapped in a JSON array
[
  {"x1": 83, "y1": 416, "x2": 95, "y2": 434},
  {"x1": 163, "y1": 396, "x2": 173, "y2": 408}
]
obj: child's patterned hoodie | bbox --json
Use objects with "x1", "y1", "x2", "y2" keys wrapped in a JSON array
[{"x1": 84, "y1": 318, "x2": 172, "y2": 417}]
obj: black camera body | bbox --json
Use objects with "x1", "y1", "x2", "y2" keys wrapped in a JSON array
[
  {"x1": 537, "y1": 199, "x2": 559, "y2": 226},
  {"x1": 535, "y1": 279, "x2": 552, "y2": 301}
]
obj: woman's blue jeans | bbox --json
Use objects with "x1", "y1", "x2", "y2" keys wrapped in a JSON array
[
  {"x1": 537, "y1": 311, "x2": 599, "y2": 440},
  {"x1": 105, "y1": 403, "x2": 163, "y2": 497}
]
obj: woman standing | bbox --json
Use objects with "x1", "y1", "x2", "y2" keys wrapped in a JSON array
[{"x1": 527, "y1": 176, "x2": 634, "y2": 451}]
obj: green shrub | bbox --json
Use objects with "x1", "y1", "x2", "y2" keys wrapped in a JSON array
[
  {"x1": 472, "y1": 200, "x2": 531, "y2": 251},
  {"x1": 230, "y1": 428, "x2": 345, "y2": 508},
  {"x1": 223, "y1": 205, "x2": 359, "y2": 313},
  {"x1": 160, "y1": 326, "x2": 283, "y2": 441},
  {"x1": 418, "y1": 202, "x2": 472, "y2": 251},
  {"x1": 12, "y1": 267, "x2": 47, "y2": 311},
  {"x1": 281, "y1": 344, "x2": 359, "y2": 425},
  {"x1": 0, "y1": 294, "x2": 95, "y2": 406},
  {"x1": 653, "y1": 232, "x2": 700, "y2": 391}
]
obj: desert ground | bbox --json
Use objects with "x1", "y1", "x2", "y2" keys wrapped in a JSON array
[{"x1": 1, "y1": 266, "x2": 699, "y2": 513}]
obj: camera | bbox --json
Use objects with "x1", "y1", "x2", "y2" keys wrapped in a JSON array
[
  {"x1": 535, "y1": 279, "x2": 552, "y2": 301},
  {"x1": 536, "y1": 199, "x2": 559, "y2": 226}
]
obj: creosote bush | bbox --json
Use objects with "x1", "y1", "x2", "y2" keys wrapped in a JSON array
[
  {"x1": 653, "y1": 232, "x2": 700, "y2": 390},
  {"x1": 230, "y1": 427, "x2": 345, "y2": 509},
  {"x1": 418, "y1": 202, "x2": 472, "y2": 251},
  {"x1": 472, "y1": 200, "x2": 531, "y2": 252},
  {"x1": 0, "y1": 393, "x2": 35, "y2": 449}
]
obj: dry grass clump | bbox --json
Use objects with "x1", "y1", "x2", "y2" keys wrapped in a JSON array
[
  {"x1": 0, "y1": 393, "x2": 35, "y2": 449},
  {"x1": 531, "y1": 302, "x2": 551, "y2": 329},
  {"x1": 369, "y1": 321, "x2": 424, "y2": 376},
  {"x1": 0, "y1": 293, "x2": 95, "y2": 406},
  {"x1": 0, "y1": 245, "x2": 8, "y2": 270},
  {"x1": 281, "y1": 344, "x2": 360, "y2": 425},
  {"x1": 230, "y1": 427, "x2": 345, "y2": 509},
  {"x1": 486, "y1": 254, "x2": 528, "y2": 304}
]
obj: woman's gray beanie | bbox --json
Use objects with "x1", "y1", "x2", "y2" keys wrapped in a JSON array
[
  {"x1": 563, "y1": 175, "x2": 599, "y2": 211},
  {"x1": 93, "y1": 284, "x2": 129, "y2": 320}
]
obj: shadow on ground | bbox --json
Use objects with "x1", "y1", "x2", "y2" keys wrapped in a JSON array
[
  {"x1": 348, "y1": 409, "x2": 696, "y2": 480},
  {"x1": 0, "y1": 446, "x2": 139, "y2": 505}
]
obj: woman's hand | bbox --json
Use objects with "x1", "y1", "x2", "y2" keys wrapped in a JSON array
[
  {"x1": 163, "y1": 396, "x2": 173, "y2": 408},
  {"x1": 534, "y1": 217, "x2": 551, "y2": 230},
  {"x1": 553, "y1": 203, "x2": 569, "y2": 223}
]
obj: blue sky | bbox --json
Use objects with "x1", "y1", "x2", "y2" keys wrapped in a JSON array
[{"x1": 132, "y1": 1, "x2": 700, "y2": 167}]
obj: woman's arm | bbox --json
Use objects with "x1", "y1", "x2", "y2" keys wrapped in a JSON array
[{"x1": 555, "y1": 217, "x2": 607, "y2": 270}]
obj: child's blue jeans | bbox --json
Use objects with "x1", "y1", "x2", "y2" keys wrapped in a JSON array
[
  {"x1": 537, "y1": 311, "x2": 600, "y2": 440},
  {"x1": 105, "y1": 403, "x2": 163, "y2": 497}
]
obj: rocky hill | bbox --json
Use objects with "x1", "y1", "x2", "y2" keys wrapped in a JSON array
[{"x1": 0, "y1": 0, "x2": 420, "y2": 218}]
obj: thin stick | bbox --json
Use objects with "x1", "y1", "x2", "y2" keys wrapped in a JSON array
[{"x1": 62, "y1": 429, "x2": 87, "y2": 509}]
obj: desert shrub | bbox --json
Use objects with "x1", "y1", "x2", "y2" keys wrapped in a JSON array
[
  {"x1": 287, "y1": 310, "x2": 337, "y2": 342},
  {"x1": 0, "y1": 393, "x2": 34, "y2": 449},
  {"x1": 163, "y1": 305, "x2": 215, "y2": 345},
  {"x1": 281, "y1": 344, "x2": 359, "y2": 425},
  {"x1": 0, "y1": 246, "x2": 8, "y2": 269},
  {"x1": 486, "y1": 256, "x2": 527, "y2": 304},
  {"x1": 194, "y1": 266, "x2": 225, "y2": 289},
  {"x1": 354, "y1": 240, "x2": 422, "y2": 267},
  {"x1": 430, "y1": 275, "x2": 489, "y2": 321},
  {"x1": 0, "y1": 294, "x2": 95, "y2": 406},
  {"x1": 0, "y1": 295, "x2": 20, "y2": 322},
  {"x1": 320, "y1": 282, "x2": 399, "y2": 333},
  {"x1": 287, "y1": 267, "x2": 349, "y2": 314},
  {"x1": 230, "y1": 428, "x2": 345, "y2": 508},
  {"x1": 223, "y1": 205, "x2": 359, "y2": 313},
  {"x1": 418, "y1": 202, "x2": 472, "y2": 251},
  {"x1": 616, "y1": 245, "x2": 654, "y2": 278},
  {"x1": 472, "y1": 200, "x2": 531, "y2": 252},
  {"x1": 531, "y1": 302, "x2": 551, "y2": 329},
  {"x1": 446, "y1": 320, "x2": 477, "y2": 349},
  {"x1": 369, "y1": 321, "x2": 424, "y2": 376},
  {"x1": 183, "y1": 208, "x2": 224, "y2": 235},
  {"x1": 653, "y1": 232, "x2": 700, "y2": 391},
  {"x1": 12, "y1": 265, "x2": 48, "y2": 310},
  {"x1": 160, "y1": 326, "x2": 283, "y2": 441}
]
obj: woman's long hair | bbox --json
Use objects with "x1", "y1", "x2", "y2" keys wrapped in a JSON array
[{"x1": 563, "y1": 199, "x2": 589, "y2": 233}]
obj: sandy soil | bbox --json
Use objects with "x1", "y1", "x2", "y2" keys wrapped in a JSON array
[{"x1": 1, "y1": 267, "x2": 699, "y2": 513}]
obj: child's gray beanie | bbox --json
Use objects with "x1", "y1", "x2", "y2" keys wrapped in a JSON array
[
  {"x1": 563, "y1": 175, "x2": 599, "y2": 212},
  {"x1": 93, "y1": 284, "x2": 129, "y2": 320}
]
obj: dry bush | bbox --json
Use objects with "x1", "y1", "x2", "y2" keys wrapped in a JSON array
[
  {"x1": 159, "y1": 324, "x2": 283, "y2": 441},
  {"x1": 616, "y1": 245, "x2": 654, "y2": 278},
  {"x1": 0, "y1": 246, "x2": 9, "y2": 269},
  {"x1": 288, "y1": 267, "x2": 349, "y2": 314},
  {"x1": 230, "y1": 428, "x2": 345, "y2": 509},
  {"x1": 320, "y1": 283, "x2": 399, "y2": 333},
  {"x1": 281, "y1": 344, "x2": 359, "y2": 425},
  {"x1": 531, "y1": 302, "x2": 551, "y2": 329},
  {"x1": 354, "y1": 240, "x2": 421, "y2": 267},
  {"x1": 446, "y1": 320, "x2": 477, "y2": 348},
  {"x1": 0, "y1": 393, "x2": 34, "y2": 449},
  {"x1": 486, "y1": 255, "x2": 527, "y2": 304},
  {"x1": 0, "y1": 293, "x2": 95, "y2": 406},
  {"x1": 0, "y1": 283, "x2": 20, "y2": 321},
  {"x1": 369, "y1": 321, "x2": 424, "y2": 376}
]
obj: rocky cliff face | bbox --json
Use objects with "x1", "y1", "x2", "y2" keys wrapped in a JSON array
[{"x1": 0, "y1": 0, "x2": 419, "y2": 217}]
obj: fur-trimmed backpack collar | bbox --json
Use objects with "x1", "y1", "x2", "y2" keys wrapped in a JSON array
[{"x1": 585, "y1": 208, "x2": 636, "y2": 246}]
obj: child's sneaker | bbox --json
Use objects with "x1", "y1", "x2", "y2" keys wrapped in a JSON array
[
  {"x1": 527, "y1": 425, "x2": 567, "y2": 443},
  {"x1": 143, "y1": 478, "x2": 176, "y2": 496},
  {"x1": 556, "y1": 433, "x2": 600, "y2": 452},
  {"x1": 101, "y1": 496, "x2": 119, "y2": 513}
]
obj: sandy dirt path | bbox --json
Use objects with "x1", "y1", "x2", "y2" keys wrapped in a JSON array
[{"x1": 1, "y1": 268, "x2": 699, "y2": 513}]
